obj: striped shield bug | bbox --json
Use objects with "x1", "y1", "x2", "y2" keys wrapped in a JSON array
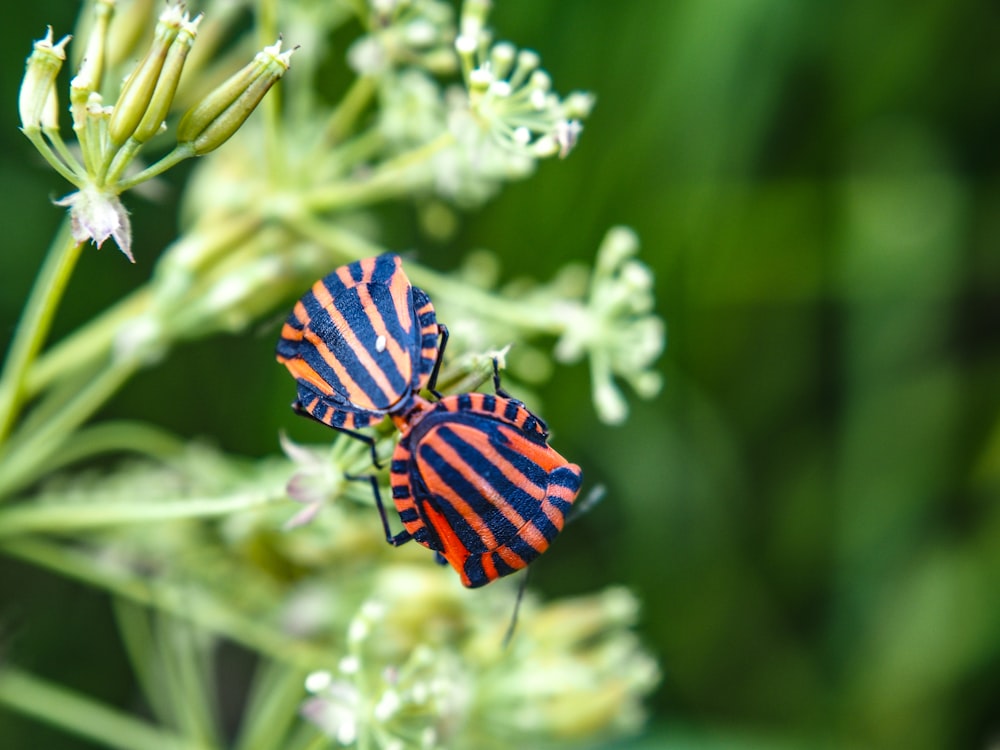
[
  {"x1": 360, "y1": 361, "x2": 583, "y2": 588},
  {"x1": 276, "y1": 254, "x2": 447, "y2": 450}
]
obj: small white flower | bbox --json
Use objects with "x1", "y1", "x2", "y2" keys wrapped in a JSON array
[{"x1": 54, "y1": 185, "x2": 134, "y2": 262}]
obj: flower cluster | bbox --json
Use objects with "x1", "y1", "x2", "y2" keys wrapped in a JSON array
[
  {"x1": 300, "y1": 566, "x2": 658, "y2": 748},
  {"x1": 18, "y1": 3, "x2": 292, "y2": 261},
  {"x1": 553, "y1": 227, "x2": 665, "y2": 424}
]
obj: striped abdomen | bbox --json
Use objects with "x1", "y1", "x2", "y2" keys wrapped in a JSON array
[
  {"x1": 276, "y1": 254, "x2": 441, "y2": 429},
  {"x1": 391, "y1": 392, "x2": 582, "y2": 588}
]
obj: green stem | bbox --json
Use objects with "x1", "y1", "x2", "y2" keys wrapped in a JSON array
[
  {"x1": 23, "y1": 130, "x2": 83, "y2": 185},
  {"x1": 42, "y1": 126, "x2": 86, "y2": 177},
  {"x1": 233, "y1": 660, "x2": 309, "y2": 750},
  {"x1": 0, "y1": 221, "x2": 84, "y2": 445},
  {"x1": 118, "y1": 143, "x2": 196, "y2": 192},
  {"x1": 302, "y1": 131, "x2": 454, "y2": 212},
  {"x1": 0, "y1": 667, "x2": 207, "y2": 750},
  {"x1": 323, "y1": 75, "x2": 377, "y2": 145},
  {"x1": 0, "y1": 539, "x2": 335, "y2": 670},
  {"x1": 0, "y1": 484, "x2": 286, "y2": 538},
  {"x1": 28, "y1": 287, "x2": 151, "y2": 398},
  {"x1": 286, "y1": 218, "x2": 566, "y2": 334},
  {"x1": 104, "y1": 137, "x2": 144, "y2": 186},
  {"x1": 0, "y1": 358, "x2": 138, "y2": 500},
  {"x1": 45, "y1": 420, "x2": 187, "y2": 473},
  {"x1": 258, "y1": 0, "x2": 284, "y2": 184}
]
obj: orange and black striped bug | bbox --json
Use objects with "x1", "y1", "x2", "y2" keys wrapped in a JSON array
[
  {"x1": 359, "y1": 361, "x2": 583, "y2": 588},
  {"x1": 276, "y1": 254, "x2": 447, "y2": 462}
]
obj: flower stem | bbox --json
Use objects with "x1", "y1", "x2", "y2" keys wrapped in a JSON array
[
  {"x1": 23, "y1": 130, "x2": 83, "y2": 185},
  {"x1": 0, "y1": 220, "x2": 84, "y2": 445},
  {"x1": 0, "y1": 538, "x2": 335, "y2": 670},
  {"x1": 0, "y1": 485, "x2": 286, "y2": 538},
  {"x1": 302, "y1": 130, "x2": 454, "y2": 212},
  {"x1": 43, "y1": 127, "x2": 86, "y2": 177},
  {"x1": 0, "y1": 358, "x2": 138, "y2": 500},
  {"x1": 323, "y1": 74, "x2": 376, "y2": 145},
  {"x1": 27, "y1": 287, "x2": 152, "y2": 398},
  {"x1": 285, "y1": 218, "x2": 567, "y2": 335},
  {"x1": 118, "y1": 143, "x2": 196, "y2": 191},
  {"x1": 0, "y1": 667, "x2": 207, "y2": 750}
]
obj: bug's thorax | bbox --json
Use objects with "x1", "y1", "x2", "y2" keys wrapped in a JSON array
[{"x1": 390, "y1": 394, "x2": 434, "y2": 435}]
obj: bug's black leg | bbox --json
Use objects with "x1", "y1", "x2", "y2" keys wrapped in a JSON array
[
  {"x1": 345, "y1": 473, "x2": 412, "y2": 547},
  {"x1": 427, "y1": 324, "x2": 449, "y2": 400},
  {"x1": 291, "y1": 401, "x2": 384, "y2": 470},
  {"x1": 502, "y1": 567, "x2": 532, "y2": 649},
  {"x1": 491, "y1": 356, "x2": 512, "y2": 399}
]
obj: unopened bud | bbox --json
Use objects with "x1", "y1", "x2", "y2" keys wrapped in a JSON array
[
  {"x1": 75, "y1": 0, "x2": 115, "y2": 99},
  {"x1": 176, "y1": 40, "x2": 294, "y2": 155},
  {"x1": 107, "y1": 4, "x2": 185, "y2": 147},
  {"x1": 19, "y1": 28, "x2": 71, "y2": 131},
  {"x1": 132, "y1": 14, "x2": 202, "y2": 144}
]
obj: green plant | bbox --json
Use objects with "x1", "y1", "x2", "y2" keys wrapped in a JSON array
[{"x1": 0, "y1": 1, "x2": 662, "y2": 748}]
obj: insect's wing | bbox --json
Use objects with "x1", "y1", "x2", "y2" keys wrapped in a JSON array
[{"x1": 412, "y1": 417, "x2": 581, "y2": 587}]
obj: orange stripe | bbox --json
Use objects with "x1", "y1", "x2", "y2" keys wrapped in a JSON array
[
  {"x1": 309, "y1": 282, "x2": 397, "y2": 410},
  {"x1": 392, "y1": 267, "x2": 415, "y2": 334},
  {"x1": 356, "y1": 284, "x2": 412, "y2": 385},
  {"x1": 426, "y1": 425, "x2": 545, "y2": 549},
  {"x1": 280, "y1": 322, "x2": 304, "y2": 342},
  {"x1": 480, "y1": 553, "x2": 498, "y2": 582},
  {"x1": 423, "y1": 502, "x2": 472, "y2": 564},
  {"x1": 496, "y1": 546, "x2": 528, "y2": 570},
  {"x1": 285, "y1": 359, "x2": 335, "y2": 395},
  {"x1": 418, "y1": 457, "x2": 499, "y2": 549}
]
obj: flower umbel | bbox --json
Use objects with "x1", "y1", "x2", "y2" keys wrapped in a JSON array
[
  {"x1": 554, "y1": 227, "x2": 665, "y2": 424},
  {"x1": 299, "y1": 566, "x2": 658, "y2": 748},
  {"x1": 17, "y1": 4, "x2": 292, "y2": 261}
]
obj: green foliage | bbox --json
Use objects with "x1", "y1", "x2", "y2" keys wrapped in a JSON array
[{"x1": 2, "y1": 0, "x2": 999, "y2": 748}]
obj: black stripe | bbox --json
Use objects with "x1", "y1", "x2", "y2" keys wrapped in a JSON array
[
  {"x1": 390, "y1": 460, "x2": 409, "y2": 473},
  {"x1": 416, "y1": 441, "x2": 503, "y2": 554},
  {"x1": 457, "y1": 393, "x2": 473, "y2": 411},
  {"x1": 549, "y1": 466, "x2": 582, "y2": 490},
  {"x1": 392, "y1": 485, "x2": 411, "y2": 499},
  {"x1": 332, "y1": 287, "x2": 406, "y2": 402},
  {"x1": 348, "y1": 259, "x2": 365, "y2": 283},
  {"x1": 463, "y1": 555, "x2": 488, "y2": 587},
  {"x1": 318, "y1": 269, "x2": 349, "y2": 299},
  {"x1": 433, "y1": 424, "x2": 550, "y2": 539},
  {"x1": 370, "y1": 254, "x2": 399, "y2": 284},
  {"x1": 492, "y1": 551, "x2": 519, "y2": 578},
  {"x1": 398, "y1": 508, "x2": 419, "y2": 523},
  {"x1": 481, "y1": 394, "x2": 496, "y2": 413},
  {"x1": 503, "y1": 400, "x2": 520, "y2": 422}
]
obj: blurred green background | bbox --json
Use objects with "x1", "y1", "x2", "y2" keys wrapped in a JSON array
[{"x1": 3, "y1": 0, "x2": 1000, "y2": 747}]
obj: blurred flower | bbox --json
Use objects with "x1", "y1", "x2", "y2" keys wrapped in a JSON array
[
  {"x1": 425, "y1": 2, "x2": 594, "y2": 205},
  {"x1": 347, "y1": 0, "x2": 457, "y2": 77},
  {"x1": 300, "y1": 566, "x2": 658, "y2": 748},
  {"x1": 54, "y1": 185, "x2": 134, "y2": 261},
  {"x1": 280, "y1": 433, "x2": 344, "y2": 530},
  {"x1": 18, "y1": 27, "x2": 71, "y2": 133},
  {"x1": 554, "y1": 227, "x2": 665, "y2": 424},
  {"x1": 18, "y1": 4, "x2": 290, "y2": 262}
]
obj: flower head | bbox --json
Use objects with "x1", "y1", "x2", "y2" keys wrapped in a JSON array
[
  {"x1": 299, "y1": 565, "x2": 658, "y2": 748},
  {"x1": 428, "y1": 2, "x2": 593, "y2": 204},
  {"x1": 19, "y1": 5, "x2": 290, "y2": 263},
  {"x1": 347, "y1": 0, "x2": 457, "y2": 77},
  {"x1": 54, "y1": 184, "x2": 133, "y2": 261},
  {"x1": 18, "y1": 27, "x2": 71, "y2": 133},
  {"x1": 553, "y1": 227, "x2": 665, "y2": 424}
]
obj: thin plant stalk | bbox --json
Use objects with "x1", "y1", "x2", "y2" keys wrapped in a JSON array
[{"x1": 0, "y1": 219, "x2": 84, "y2": 444}]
